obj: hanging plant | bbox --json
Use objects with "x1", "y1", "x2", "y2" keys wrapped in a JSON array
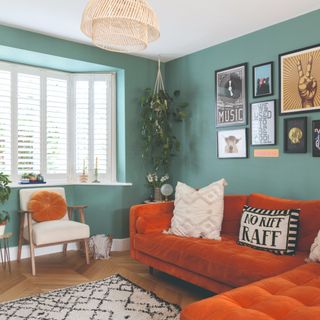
[{"x1": 140, "y1": 61, "x2": 189, "y2": 174}]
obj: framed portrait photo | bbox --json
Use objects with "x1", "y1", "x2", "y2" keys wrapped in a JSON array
[
  {"x1": 251, "y1": 100, "x2": 276, "y2": 146},
  {"x1": 215, "y1": 63, "x2": 247, "y2": 127},
  {"x1": 217, "y1": 128, "x2": 248, "y2": 159},
  {"x1": 253, "y1": 62, "x2": 273, "y2": 98},
  {"x1": 284, "y1": 117, "x2": 307, "y2": 153},
  {"x1": 279, "y1": 44, "x2": 320, "y2": 115},
  {"x1": 312, "y1": 120, "x2": 320, "y2": 157}
]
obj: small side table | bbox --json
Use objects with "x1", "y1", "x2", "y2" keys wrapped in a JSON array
[{"x1": 0, "y1": 232, "x2": 12, "y2": 272}]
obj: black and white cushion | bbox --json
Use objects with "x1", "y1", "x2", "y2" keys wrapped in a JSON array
[{"x1": 238, "y1": 205, "x2": 300, "y2": 255}]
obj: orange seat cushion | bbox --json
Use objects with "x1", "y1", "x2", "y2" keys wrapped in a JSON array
[
  {"x1": 248, "y1": 193, "x2": 320, "y2": 252},
  {"x1": 134, "y1": 233, "x2": 306, "y2": 288},
  {"x1": 181, "y1": 263, "x2": 320, "y2": 320},
  {"x1": 28, "y1": 191, "x2": 67, "y2": 222}
]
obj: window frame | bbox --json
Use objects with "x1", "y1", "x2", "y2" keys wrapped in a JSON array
[{"x1": 0, "y1": 61, "x2": 117, "y2": 184}]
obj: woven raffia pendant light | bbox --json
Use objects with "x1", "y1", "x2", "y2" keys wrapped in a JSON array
[{"x1": 81, "y1": 0, "x2": 160, "y2": 53}]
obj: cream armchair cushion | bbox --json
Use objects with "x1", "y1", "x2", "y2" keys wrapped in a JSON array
[{"x1": 23, "y1": 220, "x2": 90, "y2": 246}]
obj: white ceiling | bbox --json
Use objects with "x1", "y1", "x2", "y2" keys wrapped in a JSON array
[{"x1": 0, "y1": 0, "x2": 319, "y2": 62}]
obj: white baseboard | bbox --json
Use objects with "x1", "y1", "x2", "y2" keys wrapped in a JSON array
[
  {"x1": 8, "y1": 238, "x2": 130, "y2": 262},
  {"x1": 111, "y1": 238, "x2": 130, "y2": 251}
]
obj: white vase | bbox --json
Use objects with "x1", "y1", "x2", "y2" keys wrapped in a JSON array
[{"x1": 0, "y1": 224, "x2": 5, "y2": 236}]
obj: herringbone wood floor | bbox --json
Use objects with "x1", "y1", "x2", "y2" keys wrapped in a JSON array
[{"x1": 0, "y1": 251, "x2": 212, "y2": 308}]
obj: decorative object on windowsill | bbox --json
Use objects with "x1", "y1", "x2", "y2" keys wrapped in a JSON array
[
  {"x1": 92, "y1": 157, "x2": 101, "y2": 183},
  {"x1": 80, "y1": 160, "x2": 89, "y2": 183},
  {"x1": 80, "y1": 0, "x2": 160, "y2": 53},
  {"x1": 19, "y1": 173, "x2": 46, "y2": 184},
  {"x1": 146, "y1": 173, "x2": 169, "y2": 202},
  {"x1": 160, "y1": 183, "x2": 174, "y2": 201},
  {"x1": 0, "y1": 173, "x2": 11, "y2": 236},
  {"x1": 140, "y1": 60, "x2": 190, "y2": 183},
  {"x1": 36, "y1": 173, "x2": 44, "y2": 183}
]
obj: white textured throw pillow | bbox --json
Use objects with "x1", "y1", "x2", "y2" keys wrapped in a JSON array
[
  {"x1": 166, "y1": 179, "x2": 227, "y2": 240},
  {"x1": 308, "y1": 230, "x2": 320, "y2": 262}
]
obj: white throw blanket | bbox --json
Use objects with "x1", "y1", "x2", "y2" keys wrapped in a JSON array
[{"x1": 308, "y1": 230, "x2": 320, "y2": 262}]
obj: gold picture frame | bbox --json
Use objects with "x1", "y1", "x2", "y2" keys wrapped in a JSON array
[{"x1": 279, "y1": 44, "x2": 320, "y2": 115}]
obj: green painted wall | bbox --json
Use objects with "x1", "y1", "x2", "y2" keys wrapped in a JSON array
[
  {"x1": 0, "y1": 25, "x2": 157, "y2": 246},
  {"x1": 2, "y1": 10, "x2": 320, "y2": 249},
  {"x1": 165, "y1": 10, "x2": 320, "y2": 200}
]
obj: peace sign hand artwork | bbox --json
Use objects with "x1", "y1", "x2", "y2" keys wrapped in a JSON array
[{"x1": 297, "y1": 55, "x2": 317, "y2": 108}]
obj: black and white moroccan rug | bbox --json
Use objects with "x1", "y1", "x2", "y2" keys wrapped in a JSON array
[{"x1": 0, "y1": 274, "x2": 180, "y2": 320}]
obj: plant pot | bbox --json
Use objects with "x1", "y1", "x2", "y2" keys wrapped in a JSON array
[
  {"x1": 0, "y1": 223, "x2": 6, "y2": 236},
  {"x1": 154, "y1": 187, "x2": 162, "y2": 202}
]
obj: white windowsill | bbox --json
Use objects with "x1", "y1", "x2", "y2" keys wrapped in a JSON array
[{"x1": 10, "y1": 182, "x2": 133, "y2": 189}]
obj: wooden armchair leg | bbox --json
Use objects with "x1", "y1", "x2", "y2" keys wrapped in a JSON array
[
  {"x1": 83, "y1": 239, "x2": 90, "y2": 265},
  {"x1": 17, "y1": 212, "x2": 25, "y2": 262},
  {"x1": 30, "y1": 243, "x2": 36, "y2": 276},
  {"x1": 27, "y1": 213, "x2": 36, "y2": 276},
  {"x1": 63, "y1": 243, "x2": 68, "y2": 256}
]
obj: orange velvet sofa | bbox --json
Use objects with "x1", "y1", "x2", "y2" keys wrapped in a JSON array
[
  {"x1": 181, "y1": 262, "x2": 320, "y2": 320},
  {"x1": 130, "y1": 193, "x2": 320, "y2": 293}
]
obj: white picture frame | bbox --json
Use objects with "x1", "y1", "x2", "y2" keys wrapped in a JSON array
[
  {"x1": 217, "y1": 128, "x2": 248, "y2": 159},
  {"x1": 251, "y1": 100, "x2": 276, "y2": 146}
]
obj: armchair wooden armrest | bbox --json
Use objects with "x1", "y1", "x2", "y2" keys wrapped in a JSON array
[
  {"x1": 67, "y1": 205, "x2": 88, "y2": 223},
  {"x1": 67, "y1": 205, "x2": 88, "y2": 209},
  {"x1": 18, "y1": 210, "x2": 33, "y2": 215}
]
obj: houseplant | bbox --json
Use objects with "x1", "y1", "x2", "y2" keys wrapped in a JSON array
[
  {"x1": 140, "y1": 88, "x2": 189, "y2": 174},
  {"x1": 146, "y1": 173, "x2": 169, "y2": 201},
  {"x1": 0, "y1": 173, "x2": 11, "y2": 235}
]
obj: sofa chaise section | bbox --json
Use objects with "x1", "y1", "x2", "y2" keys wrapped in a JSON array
[{"x1": 180, "y1": 263, "x2": 320, "y2": 320}]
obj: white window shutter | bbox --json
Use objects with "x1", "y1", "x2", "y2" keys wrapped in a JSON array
[
  {"x1": 46, "y1": 77, "x2": 68, "y2": 174},
  {"x1": 75, "y1": 80, "x2": 89, "y2": 174},
  {"x1": 0, "y1": 70, "x2": 11, "y2": 174},
  {"x1": 17, "y1": 73, "x2": 41, "y2": 174},
  {"x1": 93, "y1": 78, "x2": 109, "y2": 175}
]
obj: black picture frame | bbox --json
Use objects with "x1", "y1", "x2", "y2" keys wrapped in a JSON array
[
  {"x1": 217, "y1": 128, "x2": 248, "y2": 159},
  {"x1": 312, "y1": 120, "x2": 320, "y2": 157},
  {"x1": 284, "y1": 117, "x2": 307, "y2": 153},
  {"x1": 252, "y1": 62, "x2": 274, "y2": 98},
  {"x1": 250, "y1": 100, "x2": 276, "y2": 146},
  {"x1": 279, "y1": 44, "x2": 320, "y2": 115},
  {"x1": 215, "y1": 63, "x2": 247, "y2": 127}
]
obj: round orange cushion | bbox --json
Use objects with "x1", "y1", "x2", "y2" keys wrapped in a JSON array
[{"x1": 28, "y1": 191, "x2": 67, "y2": 222}]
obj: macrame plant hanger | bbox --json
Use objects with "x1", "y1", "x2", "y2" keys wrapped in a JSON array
[{"x1": 154, "y1": 59, "x2": 165, "y2": 94}]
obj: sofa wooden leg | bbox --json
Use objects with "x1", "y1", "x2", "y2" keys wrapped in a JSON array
[
  {"x1": 63, "y1": 243, "x2": 68, "y2": 256},
  {"x1": 149, "y1": 266, "x2": 154, "y2": 275}
]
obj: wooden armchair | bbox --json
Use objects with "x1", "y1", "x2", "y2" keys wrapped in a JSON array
[{"x1": 17, "y1": 187, "x2": 90, "y2": 276}]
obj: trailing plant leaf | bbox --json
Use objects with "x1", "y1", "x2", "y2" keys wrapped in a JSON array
[
  {"x1": 140, "y1": 89, "x2": 189, "y2": 174},
  {"x1": 0, "y1": 172, "x2": 11, "y2": 205}
]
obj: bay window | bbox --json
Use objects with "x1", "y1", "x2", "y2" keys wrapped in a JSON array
[{"x1": 0, "y1": 61, "x2": 116, "y2": 183}]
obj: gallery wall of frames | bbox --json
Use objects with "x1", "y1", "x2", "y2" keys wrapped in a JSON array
[{"x1": 215, "y1": 43, "x2": 320, "y2": 159}]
